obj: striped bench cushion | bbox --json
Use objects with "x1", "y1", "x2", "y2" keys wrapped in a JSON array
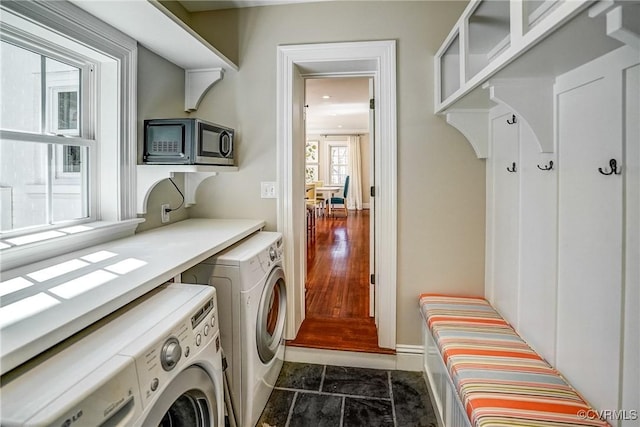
[{"x1": 419, "y1": 294, "x2": 609, "y2": 427}]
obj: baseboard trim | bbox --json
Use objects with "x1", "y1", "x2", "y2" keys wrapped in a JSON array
[
  {"x1": 284, "y1": 344, "x2": 424, "y2": 371},
  {"x1": 395, "y1": 344, "x2": 424, "y2": 371}
]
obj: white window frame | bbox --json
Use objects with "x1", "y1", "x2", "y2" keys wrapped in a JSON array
[
  {"x1": 2, "y1": 35, "x2": 93, "y2": 226},
  {"x1": 0, "y1": 1, "x2": 140, "y2": 271},
  {"x1": 324, "y1": 140, "x2": 349, "y2": 185}
]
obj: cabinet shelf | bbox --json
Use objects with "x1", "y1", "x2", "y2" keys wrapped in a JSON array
[{"x1": 137, "y1": 165, "x2": 238, "y2": 214}]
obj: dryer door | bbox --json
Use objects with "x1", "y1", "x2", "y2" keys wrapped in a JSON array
[
  {"x1": 256, "y1": 266, "x2": 287, "y2": 363},
  {"x1": 144, "y1": 366, "x2": 219, "y2": 427}
]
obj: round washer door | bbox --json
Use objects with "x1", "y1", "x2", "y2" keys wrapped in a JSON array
[
  {"x1": 143, "y1": 366, "x2": 218, "y2": 427},
  {"x1": 256, "y1": 266, "x2": 287, "y2": 364}
]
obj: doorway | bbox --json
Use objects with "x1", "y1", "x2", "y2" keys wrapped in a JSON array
[
  {"x1": 294, "y1": 77, "x2": 380, "y2": 352},
  {"x1": 276, "y1": 40, "x2": 397, "y2": 350}
]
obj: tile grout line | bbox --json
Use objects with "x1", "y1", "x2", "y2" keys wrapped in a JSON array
[
  {"x1": 388, "y1": 371, "x2": 398, "y2": 427},
  {"x1": 339, "y1": 396, "x2": 346, "y2": 427},
  {"x1": 319, "y1": 364, "x2": 327, "y2": 392},
  {"x1": 284, "y1": 391, "x2": 299, "y2": 427},
  {"x1": 274, "y1": 386, "x2": 392, "y2": 402}
]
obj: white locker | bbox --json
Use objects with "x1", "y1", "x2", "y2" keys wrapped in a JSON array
[
  {"x1": 516, "y1": 120, "x2": 558, "y2": 365},
  {"x1": 555, "y1": 47, "x2": 634, "y2": 414},
  {"x1": 488, "y1": 109, "x2": 520, "y2": 327}
]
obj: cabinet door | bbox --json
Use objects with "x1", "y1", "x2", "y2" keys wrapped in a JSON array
[
  {"x1": 556, "y1": 62, "x2": 623, "y2": 413},
  {"x1": 489, "y1": 111, "x2": 520, "y2": 326}
]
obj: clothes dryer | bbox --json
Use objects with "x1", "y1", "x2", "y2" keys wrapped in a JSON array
[
  {"x1": 183, "y1": 231, "x2": 287, "y2": 427},
  {"x1": 0, "y1": 283, "x2": 224, "y2": 427}
]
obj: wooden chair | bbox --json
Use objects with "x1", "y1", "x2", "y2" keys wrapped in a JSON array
[{"x1": 305, "y1": 183, "x2": 323, "y2": 219}]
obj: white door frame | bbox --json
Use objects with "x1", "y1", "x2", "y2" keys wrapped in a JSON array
[{"x1": 276, "y1": 40, "x2": 397, "y2": 349}]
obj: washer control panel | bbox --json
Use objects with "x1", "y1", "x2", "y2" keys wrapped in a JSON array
[
  {"x1": 122, "y1": 296, "x2": 220, "y2": 407},
  {"x1": 261, "y1": 238, "x2": 283, "y2": 269}
]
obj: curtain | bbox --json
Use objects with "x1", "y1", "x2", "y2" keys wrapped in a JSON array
[{"x1": 347, "y1": 135, "x2": 363, "y2": 210}]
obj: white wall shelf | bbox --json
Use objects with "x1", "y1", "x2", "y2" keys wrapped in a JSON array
[
  {"x1": 71, "y1": 0, "x2": 237, "y2": 71},
  {"x1": 70, "y1": 0, "x2": 236, "y2": 112},
  {"x1": 137, "y1": 165, "x2": 238, "y2": 214}
]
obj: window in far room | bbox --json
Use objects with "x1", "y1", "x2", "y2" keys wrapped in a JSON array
[{"x1": 328, "y1": 143, "x2": 349, "y2": 185}]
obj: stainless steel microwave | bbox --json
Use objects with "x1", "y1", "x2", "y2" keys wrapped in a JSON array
[{"x1": 143, "y1": 118, "x2": 234, "y2": 165}]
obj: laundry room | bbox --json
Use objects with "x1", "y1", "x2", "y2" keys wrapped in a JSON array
[{"x1": 1, "y1": 1, "x2": 638, "y2": 427}]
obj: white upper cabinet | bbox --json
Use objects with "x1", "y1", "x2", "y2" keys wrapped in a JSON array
[
  {"x1": 466, "y1": 0, "x2": 511, "y2": 80},
  {"x1": 434, "y1": 0, "x2": 638, "y2": 114},
  {"x1": 523, "y1": 0, "x2": 562, "y2": 32},
  {"x1": 440, "y1": 32, "x2": 462, "y2": 101}
]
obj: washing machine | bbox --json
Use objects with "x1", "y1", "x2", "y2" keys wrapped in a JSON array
[
  {"x1": 183, "y1": 231, "x2": 287, "y2": 427},
  {"x1": 0, "y1": 283, "x2": 224, "y2": 427}
]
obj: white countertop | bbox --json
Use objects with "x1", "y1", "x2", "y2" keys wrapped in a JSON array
[{"x1": 0, "y1": 218, "x2": 264, "y2": 374}]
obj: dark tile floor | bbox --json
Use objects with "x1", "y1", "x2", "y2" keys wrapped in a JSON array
[{"x1": 256, "y1": 362, "x2": 438, "y2": 427}]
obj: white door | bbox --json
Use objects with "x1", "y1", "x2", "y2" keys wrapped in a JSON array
[
  {"x1": 288, "y1": 65, "x2": 306, "y2": 338},
  {"x1": 369, "y1": 78, "x2": 376, "y2": 319}
]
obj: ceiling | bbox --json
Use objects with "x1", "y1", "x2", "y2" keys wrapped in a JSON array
[
  {"x1": 177, "y1": 0, "x2": 328, "y2": 12},
  {"x1": 305, "y1": 77, "x2": 370, "y2": 134}
]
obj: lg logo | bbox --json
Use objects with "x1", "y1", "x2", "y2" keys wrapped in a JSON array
[{"x1": 60, "y1": 410, "x2": 83, "y2": 427}]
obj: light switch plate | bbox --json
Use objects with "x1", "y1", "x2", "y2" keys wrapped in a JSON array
[{"x1": 261, "y1": 182, "x2": 277, "y2": 198}]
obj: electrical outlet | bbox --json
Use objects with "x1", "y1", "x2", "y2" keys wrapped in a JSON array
[
  {"x1": 161, "y1": 204, "x2": 170, "y2": 223},
  {"x1": 261, "y1": 182, "x2": 277, "y2": 199}
]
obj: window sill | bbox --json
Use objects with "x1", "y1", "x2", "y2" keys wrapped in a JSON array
[{"x1": 0, "y1": 219, "x2": 144, "y2": 272}]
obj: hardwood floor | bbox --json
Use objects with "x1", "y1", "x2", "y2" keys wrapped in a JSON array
[{"x1": 289, "y1": 210, "x2": 393, "y2": 354}]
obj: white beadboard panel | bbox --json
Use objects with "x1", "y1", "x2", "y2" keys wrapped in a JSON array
[
  {"x1": 622, "y1": 63, "x2": 640, "y2": 427},
  {"x1": 556, "y1": 65, "x2": 623, "y2": 412},
  {"x1": 489, "y1": 110, "x2": 520, "y2": 327},
  {"x1": 516, "y1": 119, "x2": 558, "y2": 364}
]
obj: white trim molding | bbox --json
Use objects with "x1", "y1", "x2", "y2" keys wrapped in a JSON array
[
  {"x1": 284, "y1": 345, "x2": 423, "y2": 372},
  {"x1": 276, "y1": 40, "x2": 397, "y2": 350}
]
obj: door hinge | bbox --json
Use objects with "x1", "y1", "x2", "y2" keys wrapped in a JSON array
[
  {"x1": 370, "y1": 186, "x2": 375, "y2": 197},
  {"x1": 370, "y1": 98, "x2": 375, "y2": 109},
  {"x1": 370, "y1": 274, "x2": 375, "y2": 285}
]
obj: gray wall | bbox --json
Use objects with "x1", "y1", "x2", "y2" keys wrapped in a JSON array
[
  {"x1": 150, "y1": 1, "x2": 485, "y2": 346},
  {"x1": 136, "y1": 46, "x2": 190, "y2": 232}
]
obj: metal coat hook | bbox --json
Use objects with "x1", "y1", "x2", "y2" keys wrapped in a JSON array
[
  {"x1": 507, "y1": 162, "x2": 517, "y2": 173},
  {"x1": 598, "y1": 158, "x2": 621, "y2": 175},
  {"x1": 537, "y1": 160, "x2": 554, "y2": 171},
  {"x1": 506, "y1": 115, "x2": 517, "y2": 125}
]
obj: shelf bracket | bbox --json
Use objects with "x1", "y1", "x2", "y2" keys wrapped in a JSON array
[
  {"x1": 137, "y1": 165, "x2": 226, "y2": 213},
  {"x1": 445, "y1": 109, "x2": 489, "y2": 159},
  {"x1": 589, "y1": 2, "x2": 640, "y2": 49},
  {"x1": 484, "y1": 78, "x2": 554, "y2": 153},
  {"x1": 184, "y1": 172, "x2": 218, "y2": 208},
  {"x1": 185, "y1": 68, "x2": 224, "y2": 112}
]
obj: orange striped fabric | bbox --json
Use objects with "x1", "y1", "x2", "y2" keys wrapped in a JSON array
[{"x1": 419, "y1": 294, "x2": 609, "y2": 427}]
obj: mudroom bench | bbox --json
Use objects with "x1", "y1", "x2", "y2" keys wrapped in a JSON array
[{"x1": 419, "y1": 294, "x2": 609, "y2": 427}]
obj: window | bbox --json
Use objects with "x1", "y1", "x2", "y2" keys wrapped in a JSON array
[
  {"x1": 0, "y1": 1, "x2": 137, "y2": 271},
  {"x1": 0, "y1": 39, "x2": 92, "y2": 233},
  {"x1": 329, "y1": 144, "x2": 349, "y2": 185}
]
